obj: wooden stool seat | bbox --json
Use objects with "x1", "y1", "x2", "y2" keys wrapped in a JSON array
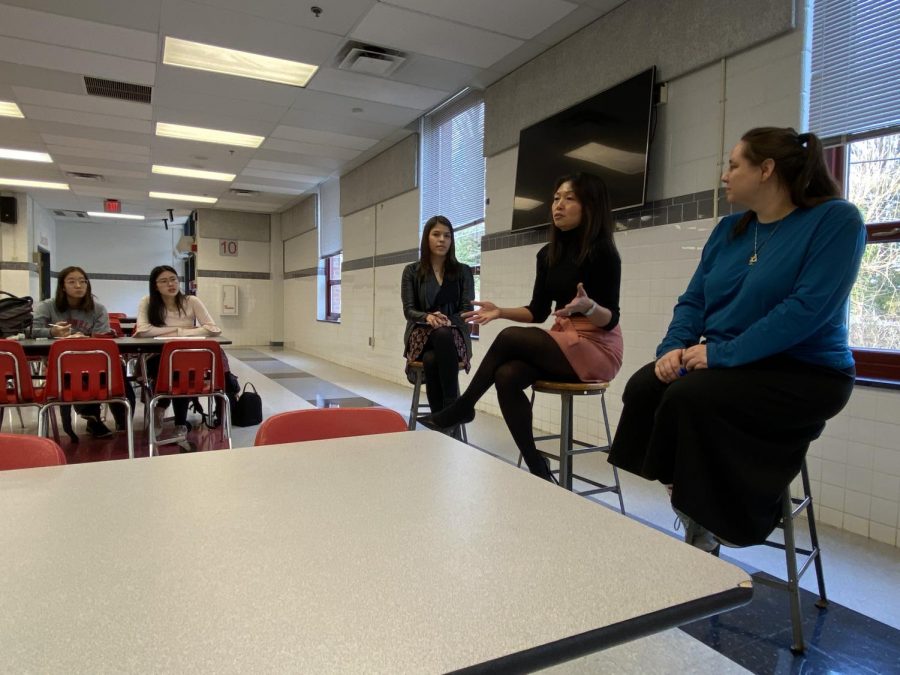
[{"x1": 533, "y1": 380, "x2": 609, "y2": 394}]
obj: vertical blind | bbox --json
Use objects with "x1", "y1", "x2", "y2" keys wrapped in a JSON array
[
  {"x1": 318, "y1": 176, "x2": 341, "y2": 258},
  {"x1": 809, "y1": 0, "x2": 900, "y2": 139},
  {"x1": 420, "y1": 91, "x2": 486, "y2": 229}
]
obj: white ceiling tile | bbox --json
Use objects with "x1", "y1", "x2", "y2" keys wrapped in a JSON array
[
  {"x1": 183, "y1": 0, "x2": 377, "y2": 36},
  {"x1": 578, "y1": 0, "x2": 628, "y2": 12},
  {"x1": 531, "y1": 4, "x2": 606, "y2": 46},
  {"x1": 386, "y1": 0, "x2": 578, "y2": 40},
  {"x1": 153, "y1": 65, "x2": 301, "y2": 108},
  {"x1": 160, "y1": 0, "x2": 342, "y2": 65},
  {"x1": 261, "y1": 137, "x2": 360, "y2": 161},
  {"x1": 351, "y1": 4, "x2": 523, "y2": 69},
  {"x1": 153, "y1": 84, "x2": 289, "y2": 124},
  {"x1": 390, "y1": 54, "x2": 481, "y2": 92},
  {"x1": 307, "y1": 68, "x2": 448, "y2": 111},
  {"x1": 0, "y1": 62, "x2": 88, "y2": 94},
  {"x1": 247, "y1": 159, "x2": 330, "y2": 176},
  {"x1": 240, "y1": 168, "x2": 323, "y2": 184},
  {"x1": 276, "y1": 109, "x2": 397, "y2": 142},
  {"x1": 231, "y1": 182, "x2": 311, "y2": 195},
  {"x1": 45, "y1": 144, "x2": 149, "y2": 164},
  {"x1": 251, "y1": 148, "x2": 343, "y2": 171},
  {"x1": 24, "y1": 106, "x2": 152, "y2": 135},
  {"x1": 286, "y1": 89, "x2": 421, "y2": 128},
  {"x1": 41, "y1": 134, "x2": 150, "y2": 157},
  {"x1": 70, "y1": 185, "x2": 149, "y2": 200},
  {"x1": 0, "y1": 36, "x2": 156, "y2": 85},
  {"x1": 57, "y1": 163, "x2": 149, "y2": 179},
  {"x1": 271, "y1": 125, "x2": 378, "y2": 150},
  {"x1": 0, "y1": 0, "x2": 165, "y2": 32},
  {"x1": 12, "y1": 86, "x2": 152, "y2": 120},
  {"x1": 0, "y1": 4, "x2": 158, "y2": 61}
]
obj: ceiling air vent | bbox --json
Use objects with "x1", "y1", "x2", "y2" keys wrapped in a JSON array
[
  {"x1": 84, "y1": 76, "x2": 152, "y2": 104},
  {"x1": 229, "y1": 189, "x2": 258, "y2": 197},
  {"x1": 65, "y1": 171, "x2": 105, "y2": 182},
  {"x1": 52, "y1": 210, "x2": 88, "y2": 219},
  {"x1": 337, "y1": 42, "x2": 406, "y2": 77}
]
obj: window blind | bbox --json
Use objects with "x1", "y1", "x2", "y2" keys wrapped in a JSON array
[
  {"x1": 420, "y1": 91, "x2": 486, "y2": 229},
  {"x1": 809, "y1": 0, "x2": 900, "y2": 139},
  {"x1": 318, "y1": 176, "x2": 341, "y2": 257}
]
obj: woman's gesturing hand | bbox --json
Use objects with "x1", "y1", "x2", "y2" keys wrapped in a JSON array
[
  {"x1": 655, "y1": 349, "x2": 685, "y2": 383},
  {"x1": 462, "y1": 301, "x2": 501, "y2": 325},
  {"x1": 553, "y1": 282, "x2": 593, "y2": 317}
]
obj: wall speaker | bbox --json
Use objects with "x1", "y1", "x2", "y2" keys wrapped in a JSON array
[{"x1": 0, "y1": 196, "x2": 17, "y2": 224}]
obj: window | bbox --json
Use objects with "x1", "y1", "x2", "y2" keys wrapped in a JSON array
[
  {"x1": 421, "y1": 90, "x2": 486, "y2": 336},
  {"x1": 325, "y1": 253, "x2": 342, "y2": 322},
  {"x1": 831, "y1": 132, "x2": 900, "y2": 381}
]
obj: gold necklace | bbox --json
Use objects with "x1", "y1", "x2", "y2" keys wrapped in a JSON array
[{"x1": 749, "y1": 218, "x2": 784, "y2": 265}]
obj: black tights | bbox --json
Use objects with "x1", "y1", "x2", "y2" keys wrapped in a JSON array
[
  {"x1": 421, "y1": 327, "x2": 460, "y2": 413},
  {"x1": 432, "y1": 326, "x2": 579, "y2": 480}
]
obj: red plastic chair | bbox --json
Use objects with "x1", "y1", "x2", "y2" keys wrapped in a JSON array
[
  {"x1": 148, "y1": 339, "x2": 230, "y2": 456},
  {"x1": 254, "y1": 407, "x2": 408, "y2": 446},
  {"x1": 0, "y1": 339, "x2": 44, "y2": 428},
  {"x1": 107, "y1": 317, "x2": 125, "y2": 337},
  {"x1": 0, "y1": 432, "x2": 66, "y2": 469},
  {"x1": 39, "y1": 339, "x2": 134, "y2": 458}
]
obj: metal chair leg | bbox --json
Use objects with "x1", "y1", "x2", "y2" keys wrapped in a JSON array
[
  {"x1": 600, "y1": 391, "x2": 625, "y2": 514},
  {"x1": 801, "y1": 463, "x2": 828, "y2": 608},
  {"x1": 782, "y1": 489, "x2": 805, "y2": 653},
  {"x1": 408, "y1": 369, "x2": 424, "y2": 431}
]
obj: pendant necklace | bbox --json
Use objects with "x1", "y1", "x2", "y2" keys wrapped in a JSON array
[{"x1": 749, "y1": 218, "x2": 784, "y2": 265}]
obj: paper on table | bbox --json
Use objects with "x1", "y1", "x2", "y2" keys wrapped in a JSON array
[{"x1": 152, "y1": 336, "x2": 210, "y2": 340}]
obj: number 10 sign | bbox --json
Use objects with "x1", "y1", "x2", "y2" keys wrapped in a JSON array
[{"x1": 219, "y1": 240, "x2": 238, "y2": 256}]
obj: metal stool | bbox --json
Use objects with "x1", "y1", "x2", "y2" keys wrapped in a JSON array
[
  {"x1": 523, "y1": 380, "x2": 624, "y2": 513},
  {"x1": 406, "y1": 360, "x2": 467, "y2": 443},
  {"x1": 754, "y1": 460, "x2": 826, "y2": 654}
]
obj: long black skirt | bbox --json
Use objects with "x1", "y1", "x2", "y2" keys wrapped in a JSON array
[{"x1": 608, "y1": 356, "x2": 854, "y2": 546}]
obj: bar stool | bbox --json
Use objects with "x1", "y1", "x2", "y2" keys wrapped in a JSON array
[
  {"x1": 523, "y1": 380, "x2": 624, "y2": 513},
  {"x1": 754, "y1": 460, "x2": 826, "y2": 654},
  {"x1": 406, "y1": 360, "x2": 467, "y2": 443}
]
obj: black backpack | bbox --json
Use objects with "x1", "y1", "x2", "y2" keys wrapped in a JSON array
[{"x1": 0, "y1": 291, "x2": 33, "y2": 337}]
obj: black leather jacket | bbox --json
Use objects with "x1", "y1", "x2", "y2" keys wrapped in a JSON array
[{"x1": 401, "y1": 261, "x2": 474, "y2": 357}]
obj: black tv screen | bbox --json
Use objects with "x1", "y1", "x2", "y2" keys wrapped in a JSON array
[{"x1": 511, "y1": 67, "x2": 656, "y2": 230}]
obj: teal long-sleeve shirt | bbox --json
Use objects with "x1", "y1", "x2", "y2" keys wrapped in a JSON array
[{"x1": 656, "y1": 199, "x2": 866, "y2": 370}]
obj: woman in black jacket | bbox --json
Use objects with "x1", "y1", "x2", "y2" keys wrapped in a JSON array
[{"x1": 402, "y1": 215, "x2": 475, "y2": 414}]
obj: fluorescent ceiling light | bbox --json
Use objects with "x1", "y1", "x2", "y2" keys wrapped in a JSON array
[
  {"x1": 149, "y1": 191, "x2": 217, "y2": 204},
  {"x1": 513, "y1": 196, "x2": 544, "y2": 211},
  {"x1": 152, "y1": 165, "x2": 235, "y2": 182},
  {"x1": 87, "y1": 211, "x2": 145, "y2": 220},
  {"x1": 0, "y1": 148, "x2": 52, "y2": 163},
  {"x1": 564, "y1": 143, "x2": 645, "y2": 175},
  {"x1": 0, "y1": 178, "x2": 68, "y2": 190},
  {"x1": 163, "y1": 36, "x2": 318, "y2": 87},
  {"x1": 0, "y1": 101, "x2": 24, "y2": 118},
  {"x1": 155, "y1": 122, "x2": 264, "y2": 148}
]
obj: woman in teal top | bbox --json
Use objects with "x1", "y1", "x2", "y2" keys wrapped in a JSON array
[{"x1": 609, "y1": 127, "x2": 866, "y2": 550}]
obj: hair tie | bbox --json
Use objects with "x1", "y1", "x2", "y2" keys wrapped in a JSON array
[{"x1": 797, "y1": 132, "x2": 811, "y2": 147}]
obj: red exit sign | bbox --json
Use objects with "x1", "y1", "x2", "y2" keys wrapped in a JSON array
[{"x1": 104, "y1": 199, "x2": 121, "y2": 213}]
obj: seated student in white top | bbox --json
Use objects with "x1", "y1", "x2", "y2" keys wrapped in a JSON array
[{"x1": 134, "y1": 265, "x2": 221, "y2": 437}]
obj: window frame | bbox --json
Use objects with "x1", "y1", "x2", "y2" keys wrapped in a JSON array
[
  {"x1": 452, "y1": 218, "x2": 484, "y2": 338},
  {"x1": 324, "y1": 252, "x2": 342, "y2": 323},
  {"x1": 825, "y1": 138, "x2": 900, "y2": 384}
]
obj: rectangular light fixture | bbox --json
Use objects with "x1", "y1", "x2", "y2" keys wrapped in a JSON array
[
  {"x1": 163, "y1": 36, "x2": 318, "y2": 88},
  {"x1": 0, "y1": 177, "x2": 68, "y2": 190},
  {"x1": 0, "y1": 148, "x2": 52, "y2": 163},
  {"x1": 0, "y1": 101, "x2": 24, "y2": 118},
  {"x1": 155, "y1": 122, "x2": 264, "y2": 148},
  {"x1": 87, "y1": 211, "x2": 145, "y2": 220},
  {"x1": 149, "y1": 191, "x2": 218, "y2": 204},
  {"x1": 152, "y1": 165, "x2": 236, "y2": 182}
]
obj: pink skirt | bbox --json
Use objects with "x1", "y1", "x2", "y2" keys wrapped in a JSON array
[{"x1": 547, "y1": 316, "x2": 623, "y2": 383}]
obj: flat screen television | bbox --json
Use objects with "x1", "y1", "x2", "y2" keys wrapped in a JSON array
[{"x1": 511, "y1": 67, "x2": 656, "y2": 230}]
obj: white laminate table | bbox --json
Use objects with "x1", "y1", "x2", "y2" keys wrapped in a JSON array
[{"x1": 0, "y1": 431, "x2": 751, "y2": 673}]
